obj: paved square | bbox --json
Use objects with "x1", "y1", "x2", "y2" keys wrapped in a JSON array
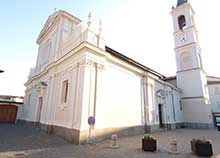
[{"x1": 0, "y1": 124, "x2": 220, "y2": 158}]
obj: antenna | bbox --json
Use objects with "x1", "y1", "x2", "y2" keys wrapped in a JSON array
[
  {"x1": 98, "y1": 19, "x2": 102, "y2": 35},
  {"x1": 87, "y1": 12, "x2": 92, "y2": 29}
]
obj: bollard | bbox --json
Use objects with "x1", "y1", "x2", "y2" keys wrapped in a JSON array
[
  {"x1": 169, "y1": 137, "x2": 179, "y2": 154},
  {"x1": 111, "y1": 134, "x2": 119, "y2": 149}
]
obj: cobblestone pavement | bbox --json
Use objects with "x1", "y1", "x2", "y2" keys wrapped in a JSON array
[{"x1": 0, "y1": 124, "x2": 220, "y2": 158}]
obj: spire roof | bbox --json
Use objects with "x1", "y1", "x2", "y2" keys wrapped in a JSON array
[{"x1": 177, "y1": 0, "x2": 188, "y2": 7}]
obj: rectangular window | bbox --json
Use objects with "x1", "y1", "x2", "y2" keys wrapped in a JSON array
[
  {"x1": 28, "y1": 94, "x2": 31, "y2": 105},
  {"x1": 179, "y1": 100, "x2": 182, "y2": 111},
  {"x1": 62, "y1": 80, "x2": 69, "y2": 103}
]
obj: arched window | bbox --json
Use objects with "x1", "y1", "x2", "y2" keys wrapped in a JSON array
[{"x1": 178, "y1": 15, "x2": 186, "y2": 30}]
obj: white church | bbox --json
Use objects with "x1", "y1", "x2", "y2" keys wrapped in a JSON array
[{"x1": 21, "y1": 0, "x2": 220, "y2": 144}]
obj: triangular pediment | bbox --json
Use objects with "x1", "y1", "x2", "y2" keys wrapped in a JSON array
[
  {"x1": 36, "y1": 10, "x2": 81, "y2": 44},
  {"x1": 37, "y1": 11, "x2": 61, "y2": 43}
]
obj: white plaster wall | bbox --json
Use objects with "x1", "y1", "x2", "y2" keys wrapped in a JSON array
[
  {"x1": 147, "y1": 78, "x2": 157, "y2": 126},
  {"x1": 80, "y1": 62, "x2": 143, "y2": 131},
  {"x1": 22, "y1": 88, "x2": 38, "y2": 122},
  {"x1": 177, "y1": 69, "x2": 204, "y2": 98},
  {"x1": 208, "y1": 84, "x2": 220, "y2": 112},
  {"x1": 79, "y1": 52, "x2": 183, "y2": 132},
  {"x1": 16, "y1": 104, "x2": 23, "y2": 120},
  {"x1": 182, "y1": 98, "x2": 212, "y2": 124},
  {"x1": 174, "y1": 28, "x2": 198, "y2": 48},
  {"x1": 173, "y1": 90, "x2": 184, "y2": 123},
  {"x1": 52, "y1": 63, "x2": 84, "y2": 130},
  {"x1": 175, "y1": 45, "x2": 200, "y2": 72},
  {"x1": 98, "y1": 64, "x2": 142, "y2": 129},
  {"x1": 24, "y1": 47, "x2": 87, "y2": 130}
]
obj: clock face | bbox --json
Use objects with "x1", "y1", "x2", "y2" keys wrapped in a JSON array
[{"x1": 179, "y1": 34, "x2": 187, "y2": 42}]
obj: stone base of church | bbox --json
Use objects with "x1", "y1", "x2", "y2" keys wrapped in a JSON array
[
  {"x1": 79, "y1": 125, "x2": 145, "y2": 144},
  {"x1": 17, "y1": 120, "x2": 145, "y2": 144},
  {"x1": 47, "y1": 125, "x2": 80, "y2": 144},
  {"x1": 145, "y1": 123, "x2": 177, "y2": 133},
  {"x1": 17, "y1": 120, "x2": 214, "y2": 145},
  {"x1": 17, "y1": 120, "x2": 81, "y2": 144},
  {"x1": 182, "y1": 122, "x2": 214, "y2": 129}
]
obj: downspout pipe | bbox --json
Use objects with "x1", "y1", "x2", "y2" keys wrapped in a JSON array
[
  {"x1": 93, "y1": 63, "x2": 98, "y2": 118},
  {"x1": 87, "y1": 63, "x2": 98, "y2": 143},
  {"x1": 142, "y1": 77, "x2": 150, "y2": 133}
]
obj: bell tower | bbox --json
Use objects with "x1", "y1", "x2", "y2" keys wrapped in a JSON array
[{"x1": 171, "y1": 0, "x2": 213, "y2": 128}]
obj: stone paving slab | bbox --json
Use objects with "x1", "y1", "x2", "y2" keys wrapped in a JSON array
[{"x1": 0, "y1": 124, "x2": 220, "y2": 158}]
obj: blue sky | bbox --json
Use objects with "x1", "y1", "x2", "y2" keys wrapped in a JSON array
[
  {"x1": 1, "y1": 0, "x2": 220, "y2": 96},
  {"x1": 0, "y1": 0, "x2": 127, "y2": 96},
  {"x1": 0, "y1": 0, "x2": 125, "y2": 65}
]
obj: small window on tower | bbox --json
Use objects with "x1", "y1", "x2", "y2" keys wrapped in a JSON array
[{"x1": 178, "y1": 15, "x2": 186, "y2": 30}]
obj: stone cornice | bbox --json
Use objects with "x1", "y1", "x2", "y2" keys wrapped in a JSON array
[
  {"x1": 26, "y1": 41, "x2": 106, "y2": 85},
  {"x1": 37, "y1": 14, "x2": 61, "y2": 44},
  {"x1": 26, "y1": 41, "x2": 180, "y2": 93}
]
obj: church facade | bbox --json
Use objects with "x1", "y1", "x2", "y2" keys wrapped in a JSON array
[{"x1": 21, "y1": 0, "x2": 219, "y2": 144}]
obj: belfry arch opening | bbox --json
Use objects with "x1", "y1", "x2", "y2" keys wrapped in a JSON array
[{"x1": 178, "y1": 15, "x2": 186, "y2": 30}]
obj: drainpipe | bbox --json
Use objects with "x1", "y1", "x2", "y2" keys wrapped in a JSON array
[
  {"x1": 163, "y1": 84, "x2": 168, "y2": 129},
  {"x1": 171, "y1": 91, "x2": 176, "y2": 123},
  {"x1": 93, "y1": 63, "x2": 98, "y2": 118},
  {"x1": 142, "y1": 77, "x2": 150, "y2": 133},
  {"x1": 88, "y1": 63, "x2": 98, "y2": 143},
  {"x1": 72, "y1": 63, "x2": 80, "y2": 127}
]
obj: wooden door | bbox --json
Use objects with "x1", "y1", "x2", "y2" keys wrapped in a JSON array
[{"x1": 0, "y1": 104, "x2": 18, "y2": 123}]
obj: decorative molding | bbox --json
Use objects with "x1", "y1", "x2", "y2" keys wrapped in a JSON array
[
  {"x1": 58, "y1": 104, "x2": 68, "y2": 111},
  {"x1": 80, "y1": 58, "x2": 95, "y2": 67},
  {"x1": 79, "y1": 59, "x2": 105, "y2": 71},
  {"x1": 97, "y1": 63, "x2": 105, "y2": 71},
  {"x1": 156, "y1": 89, "x2": 166, "y2": 98},
  {"x1": 156, "y1": 89, "x2": 166, "y2": 104},
  {"x1": 57, "y1": 70, "x2": 65, "y2": 77}
]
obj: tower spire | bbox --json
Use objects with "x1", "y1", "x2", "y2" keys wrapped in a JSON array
[
  {"x1": 177, "y1": 0, "x2": 188, "y2": 7},
  {"x1": 87, "y1": 12, "x2": 92, "y2": 29},
  {"x1": 98, "y1": 19, "x2": 102, "y2": 35}
]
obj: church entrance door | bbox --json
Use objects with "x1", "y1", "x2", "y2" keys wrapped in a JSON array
[{"x1": 158, "y1": 104, "x2": 163, "y2": 128}]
